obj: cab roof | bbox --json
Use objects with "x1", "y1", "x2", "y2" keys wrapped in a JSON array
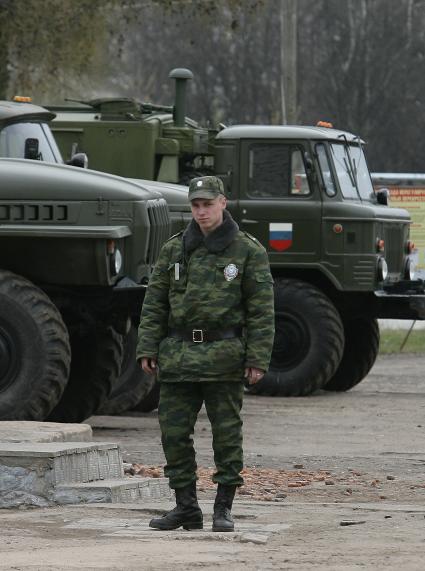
[
  {"x1": 0, "y1": 101, "x2": 55, "y2": 124},
  {"x1": 217, "y1": 124, "x2": 363, "y2": 143}
]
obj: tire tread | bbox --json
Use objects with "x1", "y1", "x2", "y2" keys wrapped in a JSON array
[{"x1": 0, "y1": 270, "x2": 70, "y2": 420}]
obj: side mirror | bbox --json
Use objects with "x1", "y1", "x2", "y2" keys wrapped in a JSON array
[
  {"x1": 24, "y1": 138, "x2": 40, "y2": 160},
  {"x1": 304, "y1": 152, "x2": 314, "y2": 173},
  {"x1": 304, "y1": 152, "x2": 316, "y2": 183},
  {"x1": 376, "y1": 188, "x2": 389, "y2": 206},
  {"x1": 67, "y1": 152, "x2": 88, "y2": 168},
  {"x1": 224, "y1": 171, "x2": 233, "y2": 196}
]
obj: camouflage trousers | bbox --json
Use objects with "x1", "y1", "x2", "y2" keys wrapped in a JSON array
[{"x1": 158, "y1": 381, "x2": 244, "y2": 490}]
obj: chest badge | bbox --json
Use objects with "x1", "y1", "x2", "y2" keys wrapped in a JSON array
[{"x1": 224, "y1": 263, "x2": 238, "y2": 282}]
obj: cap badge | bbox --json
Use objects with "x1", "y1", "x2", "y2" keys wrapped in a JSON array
[
  {"x1": 197, "y1": 180, "x2": 203, "y2": 187},
  {"x1": 224, "y1": 263, "x2": 238, "y2": 282}
]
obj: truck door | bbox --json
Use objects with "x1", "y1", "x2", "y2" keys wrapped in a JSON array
[{"x1": 235, "y1": 140, "x2": 322, "y2": 266}]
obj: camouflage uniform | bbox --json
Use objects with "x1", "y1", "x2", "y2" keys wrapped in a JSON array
[{"x1": 137, "y1": 183, "x2": 274, "y2": 491}]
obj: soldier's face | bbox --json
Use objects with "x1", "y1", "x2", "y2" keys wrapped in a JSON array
[{"x1": 190, "y1": 196, "x2": 227, "y2": 235}]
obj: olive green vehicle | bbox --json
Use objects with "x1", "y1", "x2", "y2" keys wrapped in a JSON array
[
  {"x1": 214, "y1": 124, "x2": 423, "y2": 396},
  {"x1": 47, "y1": 72, "x2": 425, "y2": 399},
  {"x1": 0, "y1": 100, "x2": 180, "y2": 421},
  {"x1": 48, "y1": 69, "x2": 215, "y2": 184}
]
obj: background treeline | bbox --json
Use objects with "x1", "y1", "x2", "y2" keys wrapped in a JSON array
[{"x1": 0, "y1": 0, "x2": 423, "y2": 171}]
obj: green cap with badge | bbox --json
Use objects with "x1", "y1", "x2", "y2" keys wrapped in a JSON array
[{"x1": 188, "y1": 176, "x2": 225, "y2": 201}]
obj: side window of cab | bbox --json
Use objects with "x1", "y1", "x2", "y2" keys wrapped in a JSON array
[
  {"x1": 316, "y1": 143, "x2": 337, "y2": 197},
  {"x1": 247, "y1": 143, "x2": 311, "y2": 198}
]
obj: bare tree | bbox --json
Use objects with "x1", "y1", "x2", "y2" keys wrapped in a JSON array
[
  {"x1": 3, "y1": 0, "x2": 424, "y2": 172},
  {"x1": 279, "y1": 0, "x2": 297, "y2": 123},
  {"x1": 0, "y1": 0, "x2": 107, "y2": 100}
]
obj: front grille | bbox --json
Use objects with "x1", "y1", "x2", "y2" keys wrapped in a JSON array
[
  {"x1": 146, "y1": 198, "x2": 171, "y2": 266},
  {"x1": 383, "y1": 224, "x2": 404, "y2": 275},
  {"x1": 352, "y1": 259, "x2": 375, "y2": 286},
  {"x1": 0, "y1": 202, "x2": 75, "y2": 223}
]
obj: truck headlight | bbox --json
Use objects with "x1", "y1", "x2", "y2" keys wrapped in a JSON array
[
  {"x1": 107, "y1": 239, "x2": 123, "y2": 276},
  {"x1": 404, "y1": 258, "x2": 415, "y2": 281},
  {"x1": 110, "y1": 248, "x2": 122, "y2": 276},
  {"x1": 377, "y1": 257, "x2": 388, "y2": 282}
]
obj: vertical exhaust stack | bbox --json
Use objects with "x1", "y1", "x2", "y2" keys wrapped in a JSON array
[{"x1": 169, "y1": 68, "x2": 194, "y2": 128}]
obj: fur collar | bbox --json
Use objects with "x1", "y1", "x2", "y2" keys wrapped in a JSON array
[{"x1": 182, "y1": 209, "x2": 239, "y2": 255}]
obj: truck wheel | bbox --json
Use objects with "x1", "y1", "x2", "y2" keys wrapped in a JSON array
[
  {"x1": 132, "y1": 379, "x2": 160, "y2": 413},
  {"x1": 324, "y1": 317, "x2": 379, "y2": 392},
  {"x1": 47, "y1": 325, "x2": 123, "y2": 423},
  {"x1": 0, "y1": 270, "x2": 70, "y2": 420},
  {"x1": 246, "y1": 278, "x2": 344, "y2": 396},
  {"x1": 98, "y1": 325, "x2": 155, "y2": 415}
]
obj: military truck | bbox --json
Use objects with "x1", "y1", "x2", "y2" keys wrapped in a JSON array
[
  {"x1": 0, "y1": 99, "x2": 177, "y2": 421},
  {"x1": 48, "y1": 69, "x2": 215, "y2": 184},
  {"x1": 213, "y1": 124, "x2": 424, "y2": 395},
  {"x1": 46, "y1": 74, "x2": 425, "y2": 399}
]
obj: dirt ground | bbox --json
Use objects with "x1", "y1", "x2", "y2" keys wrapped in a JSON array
[{"x1": 1, "y1": 354, "x2": 425, "y2": 570}]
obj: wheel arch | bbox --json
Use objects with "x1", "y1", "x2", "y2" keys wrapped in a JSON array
[
  {"x1": 271, "y1": 268, "x2": 377, "y2": 321},
  {"x1": 271, "y1": 268, "x2": 339, "y2": 299}
]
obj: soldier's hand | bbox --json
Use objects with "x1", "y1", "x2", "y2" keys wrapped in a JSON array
[
  {"x1": 141, "y1": 357, "x2": 157, "y2": 375},
  {"x1": 244, "y1": 367, "x2": 265, "y2": 385}
]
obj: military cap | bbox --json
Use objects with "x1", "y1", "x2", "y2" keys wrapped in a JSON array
[{"x1": 188, "y1": 176, "x2": 225, "y2": 201}]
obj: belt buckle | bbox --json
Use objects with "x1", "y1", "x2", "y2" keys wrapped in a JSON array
[{"x1": 192, "y1": 329, "x2": 204, "y2": 343}]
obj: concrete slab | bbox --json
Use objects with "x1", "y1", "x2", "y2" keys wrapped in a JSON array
[
  {"x1": 55, "y1": 477, "x2": 171, "y2": 504},
  {"x1": 0, "y1": 441, "x2": 118, "y2": 457},
  {"x1": 0, "y1": 421, "x2": 92, "y2": 443},
  {"x1": 0, "y1": 441, "x2": 124, "y2": 508},
  {"x1": 0, "y1": 440, "x2": 172, "y2": 508}
]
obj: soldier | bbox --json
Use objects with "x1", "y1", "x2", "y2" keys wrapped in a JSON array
[{"x1": 137, "y1": 175, "x2": 274, "y2": 532}]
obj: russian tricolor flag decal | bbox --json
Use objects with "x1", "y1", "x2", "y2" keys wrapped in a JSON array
[{"x1": 269, "y1": 223, "x2": 293, "y2": 251}]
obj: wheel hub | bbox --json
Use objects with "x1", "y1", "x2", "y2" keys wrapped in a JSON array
[{"x1": 270, "y1": 311, "x2": 311, "y2": 370}]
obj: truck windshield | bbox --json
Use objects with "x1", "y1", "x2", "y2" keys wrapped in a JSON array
[
  {"x1": 0, "y1": 122, "x2": 63, "y2": 163},
  {"x1": 330, "y1": 142, "x2": 374, "y2": 201}
]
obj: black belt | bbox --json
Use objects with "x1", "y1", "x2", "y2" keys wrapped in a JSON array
[{"x1": 168, "y1": 326, "x2": 243, "y2": 343}]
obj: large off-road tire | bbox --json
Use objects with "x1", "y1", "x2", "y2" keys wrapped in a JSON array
[
  {"x1": 132, "y1": 378, "x2": 160, "y2": 413},
  {"x1": 48, "y1": 325, "x2": 123, "y2": 423},
  {"x1": 324, "y1": 317, "x2": 380, "y2": 392},
  {"x1": 246, "y1": 279, "x2": 344, "y2": 396},
  {"x1": 0, "y1": 270, "x2": 70, "y2": 420},
  {"x1": 98, "y1": 325, "x2": 155, "y2": 415}
]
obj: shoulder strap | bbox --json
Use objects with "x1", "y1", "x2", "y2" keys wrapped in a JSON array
[
  {"x1": 242, "y1": 230, "x2": 261, "y2": 245},
  {"x1": 165, "y1": 230, "x2": 184, "y2": 243}
]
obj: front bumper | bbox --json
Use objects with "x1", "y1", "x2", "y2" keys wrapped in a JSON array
[{"x1": 375, "y1": 279, "x2": 425, "y2": 319}]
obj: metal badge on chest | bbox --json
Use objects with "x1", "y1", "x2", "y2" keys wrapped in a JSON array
[{"x1": 224, "y1": 263, "x2": 238, "y2": 282}]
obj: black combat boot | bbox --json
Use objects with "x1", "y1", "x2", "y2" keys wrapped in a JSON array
[
  {"x1": 212, "y1": 484, "x2": 237, "y2": 532},
  {"x1": 149, "y1": 481, "x2": 203, "y2": 530}
]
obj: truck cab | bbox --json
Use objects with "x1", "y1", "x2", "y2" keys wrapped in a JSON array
[
  {"x1": 215, "y1": 124, "x2": 414, "y2": 293},
  {"x1": 0, "y1": 100, "x2": 62, "y2": 163}
]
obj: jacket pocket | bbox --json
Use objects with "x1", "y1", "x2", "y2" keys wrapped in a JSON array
[
  {"x1": 158, "y1": 336, "x2": 182, "y2": 376},
  {"x1": 255, "y1": 269, "x2": 274, "y2": 284},
  {"x1": 183, "y1": 337, "x2": 245, "y2": 377}
]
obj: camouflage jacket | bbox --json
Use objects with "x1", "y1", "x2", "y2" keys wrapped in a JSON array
[{"x1": 136, "y1": 210, "x2": 274, "y2": 383}]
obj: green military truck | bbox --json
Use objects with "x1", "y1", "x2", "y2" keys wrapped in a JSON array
[
  {"x1": 48, "y1": 69, "x2": 215, "y2": 184},
  {"x1": 0, "y1": 99, "x2": 179, "y2": 422},
  {"x1": 46, "y1": 74, "x2": 425, "y2": 398},
  {"x1": 213, "y1": 124, "x2": 422, "y2": 395}
]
